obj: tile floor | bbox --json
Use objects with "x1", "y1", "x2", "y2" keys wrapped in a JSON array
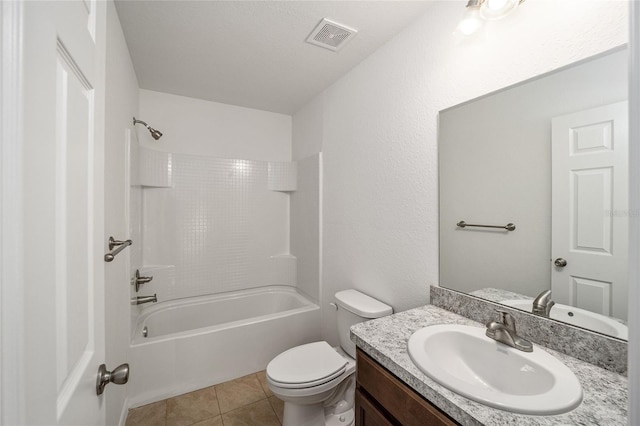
[{"x1": 125, "y1": 371, "x2": 284, "y2": 426}]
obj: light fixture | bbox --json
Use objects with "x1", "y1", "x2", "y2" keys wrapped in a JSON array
[
  {"x1": 457, "y1": 0, "x2": 524, "y2": 36},
  {"x1": 457, "y1": 0, "x2": 484, "y2": 36},
  {"x1": 480, "y1": 0, "x2": 522, "y2": 20}
]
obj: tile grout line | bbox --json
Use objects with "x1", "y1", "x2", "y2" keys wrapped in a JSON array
[
  {"x1": 214, "y1": 385, "x2": 222, "y2": 420},
  {"x1": 265, "y1": 396, "x2": 281, "y2": 425}
]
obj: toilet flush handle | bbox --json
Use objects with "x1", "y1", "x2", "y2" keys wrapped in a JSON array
[{"x1": 329, "y1": 302, "x2": 338, "y2": 311}]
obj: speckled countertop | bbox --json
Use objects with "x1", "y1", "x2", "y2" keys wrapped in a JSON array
[
  {"x1": 469, "y1": 287, "x2": 533, "y2": 303},
  {"x1": 350, "y1": 305, "x2": 628, "y2": 426}
]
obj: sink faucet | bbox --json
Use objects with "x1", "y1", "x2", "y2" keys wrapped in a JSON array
[
  {"x1": 532, "y1": 290, "x2": 555, "y2": 317},
  {"x1": 486, "y1": 310, "x2": 533, "y2": 352}
]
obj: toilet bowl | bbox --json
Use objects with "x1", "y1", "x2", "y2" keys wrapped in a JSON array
[{"x1": 266, "y1": 290, "x2": 392, "y2": 426}]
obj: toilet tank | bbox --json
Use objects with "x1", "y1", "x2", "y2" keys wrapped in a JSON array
[{"x1": 334, "y1": 290, "x2": 393, "y2": 358}]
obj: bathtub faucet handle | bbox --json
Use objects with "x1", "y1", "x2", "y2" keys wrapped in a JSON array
[
  {"x1": 132, "y1": 294, "x2": 157, "y2": 305},
  {"x1": 133, "y1": 269, "x2": 153, "y2": 292}
]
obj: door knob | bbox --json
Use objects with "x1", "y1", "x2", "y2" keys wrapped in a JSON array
[
  {"x1": 96, "y1": 363, "x2": 129, "y2": 395},
  {"x1": 554, "y1": 258, "x2": 568, "y2": 267}
]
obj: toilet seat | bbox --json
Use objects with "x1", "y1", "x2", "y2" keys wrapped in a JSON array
[{"x1": 267, "y1": 341, "x2": 348, "y2": 389}]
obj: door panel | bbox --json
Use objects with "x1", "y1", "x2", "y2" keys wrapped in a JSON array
[
  {"x1": 571, "y1": 167, "x2": 612, "y2": 253},
  {"x1": 22, "y1": 1, "x2": 106, "y2": 424},
  {"x1": 552, "y1": 101, "x2": 628, "y2": 320},
  {"x1": 55, "y1": 39, "x2": 95, "y2": 414},
  {"x1": 572, "y1": 277, "x2": 613, "y2": 315}
]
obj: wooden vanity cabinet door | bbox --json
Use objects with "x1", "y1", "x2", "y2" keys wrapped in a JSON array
[
  {"x1": 356, "y1": 349, "x2": 459, "y2": 426},
  {"x1": 355, "y1": 388, "x2": 395, "y2": 426}
]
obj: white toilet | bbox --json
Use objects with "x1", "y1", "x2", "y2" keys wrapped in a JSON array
[{"x1": 266, "y1": 289, "x2": 392, "y2": 426}]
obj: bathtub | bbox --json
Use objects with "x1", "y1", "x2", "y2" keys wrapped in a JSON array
[{"x1": 128, "y1": 286, "x2": 320, "y2": 407}]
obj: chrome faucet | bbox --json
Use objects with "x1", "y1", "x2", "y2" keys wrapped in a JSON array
[
  {"x1": 133, "y1": 269, "x2": 153, "y2": 292},
  {"x1": 131, "y1": 294, "x2": 157, "y2": 305},
  {"x1": 486, "y1": 310, "x2": 533, "y2": 352},
  {"x1": 532, "y1": 289, "x2": 555, "y2": 317}
]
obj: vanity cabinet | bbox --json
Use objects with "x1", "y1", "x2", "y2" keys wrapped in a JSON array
[{"x1": 355, "y1": 349, "x2": 459, "y2": 426}]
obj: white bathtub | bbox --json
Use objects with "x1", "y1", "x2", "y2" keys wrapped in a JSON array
[{"x1": 128, "y1": 286, "x2": 320, "y2": 407}]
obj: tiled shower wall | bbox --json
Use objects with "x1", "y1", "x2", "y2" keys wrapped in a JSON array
[{"x1": 133, "y1": 146, "x2": 304, "y2": 302}]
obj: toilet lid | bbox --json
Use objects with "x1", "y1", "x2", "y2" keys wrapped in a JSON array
[{"x1": 267, "y1": 341, "x2": 347, "y2": 388}]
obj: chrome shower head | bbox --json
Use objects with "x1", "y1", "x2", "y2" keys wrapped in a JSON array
[
  {"x1": 149, "y1": 128, "x2": 163, "y2": 140},
  {"x1": 133, "y1": 117, "x2": 163, "y2": 140}
]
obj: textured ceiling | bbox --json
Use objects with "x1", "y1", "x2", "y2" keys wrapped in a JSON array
[{"x1": 115, "y1": 1, "x2": 432, "y2": 114}]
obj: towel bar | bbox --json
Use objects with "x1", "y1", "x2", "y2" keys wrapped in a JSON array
[{"x1": 456, "y1": 221, "x2": 516, "y2": 231}]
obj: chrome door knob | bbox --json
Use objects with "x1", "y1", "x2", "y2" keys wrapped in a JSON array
[
  {"x1": 96, "y1": 363, "x2": 129, "y2": 395},
  {"x1": 554, "y1": 258, "x2": 568, "y2": 267}
]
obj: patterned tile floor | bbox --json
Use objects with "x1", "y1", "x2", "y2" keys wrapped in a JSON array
[{"x1": 125, "y1": 371, "x2": 284, "y2": 426}]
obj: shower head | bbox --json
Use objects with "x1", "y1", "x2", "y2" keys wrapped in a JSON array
[
  {"x1": 149, "y1": 128, "x2": 163, "y2": 140},
  {"x1": 133, "y1": 117, "x2": 163, "y2": 140}
]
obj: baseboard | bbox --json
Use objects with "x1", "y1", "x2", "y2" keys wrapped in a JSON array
[{"x1": 118, "y1": 397, "x2": 129, "y2": 426}]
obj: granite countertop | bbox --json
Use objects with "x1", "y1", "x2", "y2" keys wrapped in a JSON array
[
  {"x1": 469, "y1": 287, "x2": 533, "y2": 303},
  {"x1": 350, "y1": 305, "x2": 628, "y2": 426}
]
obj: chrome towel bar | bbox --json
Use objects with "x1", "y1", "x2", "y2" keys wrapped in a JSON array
[
  {"x1": 456, "y1": 221, "x2": 516, "y2": 231},
  {"x1": 104, "y1": 237, "x2": 133, "y2": 262}
]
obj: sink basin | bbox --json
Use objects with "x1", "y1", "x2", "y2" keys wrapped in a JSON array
[
  {"x1": 501, "y1": 299, "x2": 628, "y2": 340},
  {"x1": 407, "y1": 324, "x2": 582, "y2": 415}
]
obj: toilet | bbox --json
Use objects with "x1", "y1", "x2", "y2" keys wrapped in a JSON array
[{"x1": 266, "y1": 289, "x2": 392, "y2": 426}]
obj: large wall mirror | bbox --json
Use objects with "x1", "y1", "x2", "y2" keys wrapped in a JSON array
[{"x1": 439, "y1": 47, "x2": 628, "y2": 340}]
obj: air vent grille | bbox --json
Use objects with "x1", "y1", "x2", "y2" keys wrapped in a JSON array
[{"x1": 306, "y1": 18, "x2": 357, "y2": 52}]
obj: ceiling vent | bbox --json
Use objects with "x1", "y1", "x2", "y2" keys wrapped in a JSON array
[{"x1": 305, "y1": 18, "x2": 358, "y2": 52}]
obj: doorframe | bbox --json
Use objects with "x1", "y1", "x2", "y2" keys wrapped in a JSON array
[
  {"x1": 0, "y1": 1, "x2": 25, "y2": 424},
  {"x1": 628, "y1": 1, "x2": 640, "y2": 425}
]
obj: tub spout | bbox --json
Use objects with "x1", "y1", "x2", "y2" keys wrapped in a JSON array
[{"x1": 132, "y1": 294, "x2": 157, "y2": 305}]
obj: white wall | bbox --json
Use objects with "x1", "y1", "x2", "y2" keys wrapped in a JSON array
[
  {"x1": 292, "y1": 94, "x2": 324, "y2": 161},
  {"x1": 290, "y1": 0, "x2": 628, "y2": 346},
  {"x1": 104, "y1": 2, "x2": 140, "y2": 424},
  {"x1": 439, "y1": 49, "x2": 627, "y2": 298},
  {"x1": 138, "y1": 89, "x2": 292, "y2": 160},
  {"x1": 291, "y1": 154, "x2": 322, "y2": 302}
]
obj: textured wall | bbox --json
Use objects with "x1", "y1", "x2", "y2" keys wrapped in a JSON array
[
  {"x1": 292, "y1": 95, "x2": 324, "y2": 161},
  {"x1": 290, "y1": 0, "x2": 628, "y2": 346},
  {"x1": 138, "y1": 89, "x2": 291, "y2": 160},
  {"x1": 291, "y1": 154, "x2": 322, "y2": 302}
]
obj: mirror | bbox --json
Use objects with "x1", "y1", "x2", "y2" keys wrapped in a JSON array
[{"x1": 439, "y1": 47, "x2": 629, "y2": 340}]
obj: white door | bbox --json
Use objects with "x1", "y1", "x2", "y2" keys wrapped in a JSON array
[
  {"x1": 20, "y1": 1, "x2": 108, "y2": 424},
  {"x1": 551, "y1": 101, "x2": 628, "y2": 320}
]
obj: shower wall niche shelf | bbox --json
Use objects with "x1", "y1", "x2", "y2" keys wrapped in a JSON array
[{"x1": 268, "y1": 161, "x2": 297, "y2": 192}]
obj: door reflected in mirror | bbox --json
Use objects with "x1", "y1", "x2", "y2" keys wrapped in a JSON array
[{"x1": 438, "y1": 47, "x2": 628, "y2": 340}]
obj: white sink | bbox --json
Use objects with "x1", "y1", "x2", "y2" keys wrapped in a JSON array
[
  {"x1": 501, "y1": 299, "x2": 628, "y2": 340},
  {"x1": 407, "y1": 324, "x2": 582, "y2": 415}
]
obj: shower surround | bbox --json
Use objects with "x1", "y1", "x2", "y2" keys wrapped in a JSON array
[
  {"x1": 127, "y1": 144, "x2": 322, "y2": 404},
  {"x1": 135, "y1": 147, "x2": 298, "y2": 302}
]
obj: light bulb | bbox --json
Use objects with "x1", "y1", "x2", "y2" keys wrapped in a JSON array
[
  {"x1": 487, "y1": 0, "x2": 509, "y2": 11},
  {"x1": 457, "y1": 6, "x2": 483, "y2": 36},
  {"x1": 480, "y1": 0, "x2": 520, "y2": 20}
]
